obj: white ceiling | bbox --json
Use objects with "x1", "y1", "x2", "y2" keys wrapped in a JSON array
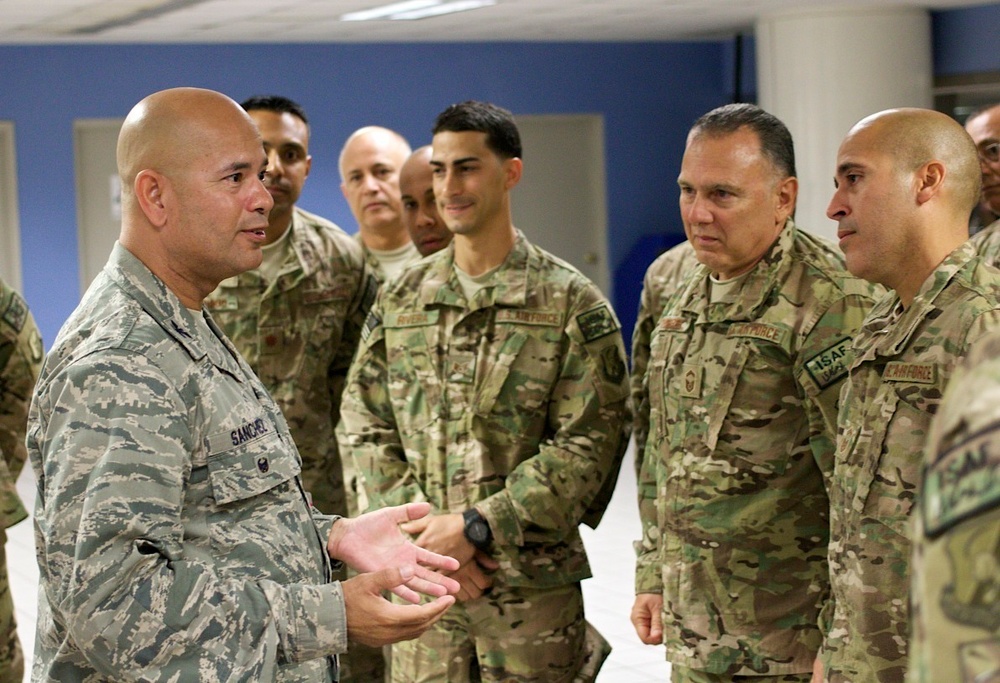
[{"x1": 0, "y1": 0, "x2": 993, "y2": 44}]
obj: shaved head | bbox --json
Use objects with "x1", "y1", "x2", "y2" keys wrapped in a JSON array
[
  {"x1": 847, "y1": 108, "x2": 981, "y2": 217},
  {"x1": 338, "y1": 126, "x2": 411, "y2": 180},
  {"x1": 117, "y1": 87, "x2": 258, "y2": 216}
]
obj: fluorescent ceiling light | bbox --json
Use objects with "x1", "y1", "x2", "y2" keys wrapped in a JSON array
[
  {"x1": 340, "y1": 1, "x2": 441, "y2": 21},
  {"x1": 341, "y1": 0, "x2": 496, "y2": 22},
  {"x1": 392, "y1": 0, "x2": 496, "y2": 20}
]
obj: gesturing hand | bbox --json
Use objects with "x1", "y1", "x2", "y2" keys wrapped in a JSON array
[
  {"x1": 328, "y1": 502, "x2": 460, "y2": 603},
  {"x1": 342, "y1": 566, "x2": 455, "y2": 647}
]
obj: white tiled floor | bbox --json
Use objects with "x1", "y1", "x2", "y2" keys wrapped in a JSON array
[{"x1": 8, "y1": 441, "x2": 670, "y2": 682}]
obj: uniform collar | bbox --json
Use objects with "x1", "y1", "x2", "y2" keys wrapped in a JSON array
[
  {"x1": 420, "y1": 230, "x2": 530, "y2": 311},
  {"x1": 107, "y1": 243, "x2": 245, "y2": 377},
  {"x1": 855, "y1": 240, "x2": 979, "y2": 359}
]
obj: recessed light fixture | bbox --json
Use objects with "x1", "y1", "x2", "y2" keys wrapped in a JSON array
[{"x1": 340, "y1": 0, "x2": 496, "y2": 22}]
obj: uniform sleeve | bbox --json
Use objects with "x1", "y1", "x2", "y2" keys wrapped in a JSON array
[
  {"x1": 339, "y1": 302, "x2": 430, "y2": 511},
  {"x1": 797, "y1": 292, "x2": 876, "y2": 480},
  {"x1": 633, "y1": 422, "x2": 663, "y2": 594},
  {"x1": 476, "y1": 293, "x2": 632, "y2": 547},
  {"x1": 29, "y1": 350, "x2": 346, "y2": 680},
  {"x1": 630, "y1": 269, "x2": 657, "y2": 477},
  {"x1": 329, "y1": 267, "x2": 377, "y2": 437},
  {"x1": 0, "y1": 304, "x2": 42, "y2": 529}
]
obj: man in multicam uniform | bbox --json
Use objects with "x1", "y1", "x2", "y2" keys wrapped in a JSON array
[
  {"x1": 818, "y1": 108, "x2": 1000, "y2": 683},
  {"x1": 0, "y1": 277, "x2": 42, "y2": 682},
  {"x1": 27, "y1": 87, "x2": 460, "y2": 682},
  {"x1": 339, "y1": 126, "x2": 420, "y2": 283},
  {"x1": 400, "y1": 145, "x2": 453, "y2": 258},
  {"x1": 206, "y1": 95, "x2": 374, "y2": 519},
  {"x1": 629, "y1": 240, "x2": 698, "y2": 475},
  {"x1": 965, "y1": 104, "x2": 1000, "y2": 262},
  {"x1": 631, "y1": 103, "x2": 879, "y2": 683},
  {"x1": 906, "y1": 331, "x2": 1000, "y2": 683},
  {"x1": 339, "y1": 100, "x2": 631, "y2": 682}
]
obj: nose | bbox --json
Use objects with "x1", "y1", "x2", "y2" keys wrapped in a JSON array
[
  {"x1": 252, "y1": 175, "x2": 274, "y2": 214},
  {"x1": 265, "y1": 149, "x2": 282, "y2": 179},
  {"x1": 417, "y1": 203, "x2": 437, "y2": 228},
  {"x1": 682, "y1": 193, "x2": 712, "y2": 225},
  {"x1": 826, "y1": 188, "x2": 847, "y2": 221}
]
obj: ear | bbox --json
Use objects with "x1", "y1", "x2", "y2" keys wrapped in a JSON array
[
  {"x1": 304, "y1": 154, "x2": 312, "y2": 179},
  {"x1": 775, "y1": 176, "x2": 798, "y2": 223},
  {"x1": 504, "y1": 157, "x2": 523, "y2": 190},
  {"x1": 914, "y1": 160, "x2": 945, "y2": 206},
  {"x1": 340, "y1": 181, "x2": 348, "y2": 200},
  {"x1": 134, "y1": 170, "x2": 169, "y2": 227}
]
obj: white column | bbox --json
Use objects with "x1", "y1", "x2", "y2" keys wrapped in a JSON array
[{"x1": 756, "y1": 7, "x2": 932, "y2": 242}]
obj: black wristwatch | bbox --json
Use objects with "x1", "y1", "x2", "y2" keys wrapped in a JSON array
[{"x1": 462, "y1": 508, "x2": 493, "y2": 552}]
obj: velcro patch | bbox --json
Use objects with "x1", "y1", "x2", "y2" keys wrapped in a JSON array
[
  {"x1": 884, "y1": 362, "x2": 937, "y2": 384},
  {"x1": 496, "y1": 309, "x2": 561, "y2": 326},
  {"x1": 576, "y1": 305, "x2": 619, "y2": 343},
  {"x1": 659, "y1": 317, "x2": 690, "y2": 333},
  {"x1": 805, "y1": 337, "x2": 851, "y2": 390},
  {"x1": 303, "y1": 286, "x2": 351, "y2": 304},
  {"x1": 2, "y1": 291, "x2": 27, "y2": 333},
  {"x1": 204, "y1": 294, "x2": 238, "y2": 311},
  {"x1": 727, "y1": 322, "x2": 789, "y2": 346},
  {"x1": 923, "y1": 421, "x2": 1000, "y2": 537},
  {"x1": 385, "y1": 310, "x2": 439, "y2": 328}
]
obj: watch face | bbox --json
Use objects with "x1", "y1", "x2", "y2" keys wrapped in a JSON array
[{"x1": 469, "y1": 520, "x2": 489, "y2": 544}]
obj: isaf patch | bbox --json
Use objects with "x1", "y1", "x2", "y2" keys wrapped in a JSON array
[
  {"x1": 923, "y1": 421, "x2": 1000, "y2": 538},
  {"x1": 1, "y1": 291, "x2": 27, "y2": 333},
  {"x1": 805, "y1": 337, "x2": 851, "y2": 389},
  {"x1": 576, "y1": 305, "x2": 618, "y2": 343}
]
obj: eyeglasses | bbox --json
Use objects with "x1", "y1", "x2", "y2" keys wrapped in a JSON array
[{"x1": 978, "y1": 141, "x2": 1000, "y2": 164}]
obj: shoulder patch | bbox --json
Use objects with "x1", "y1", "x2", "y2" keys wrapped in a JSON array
[
  {"x1": 600, "y1": 345, "x2": 626, "y2": 385},
  {"x1": 576, "y1": 304, "x2": 619, "y2": 343},
  {"x1": 2, "y1": 291, "x2": 27, "y2": 333},
  {"x1": 804, "y1": 337, "x2": 851, "y2": 390},
  {"x1": 361, "y1": 311, "x2": 382, "y2": 343},
  {"x1": 923, "y1": 421, "x2": 1000, "y2": 538}
]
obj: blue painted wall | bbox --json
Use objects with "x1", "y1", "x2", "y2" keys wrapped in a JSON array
[
  {"x1": 0, "y1": 41, "x2": 726, "y2": 346},
  {"x1": 3, "y1": 2, "x2": 997, "y2": 347}
]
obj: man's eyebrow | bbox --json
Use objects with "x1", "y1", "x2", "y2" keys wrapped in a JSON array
[{"x1": 836, "y1": 161, "x2": 865, "y2": 176}]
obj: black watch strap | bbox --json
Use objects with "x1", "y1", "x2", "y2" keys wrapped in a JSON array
[{"x1": 462, "y1": 508, "x2": 493, "y2": 552}]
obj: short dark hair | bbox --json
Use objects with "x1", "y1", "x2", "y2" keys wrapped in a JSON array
[
  {"x1": 691, "y1": 103, "x2": 795, "y2": 178},
  {"x1": 432, "y1": 100, "x2": 522, "y2": 159},
  {"x1": 240, "y1": 95, "x2": 309, "y2": 126}
]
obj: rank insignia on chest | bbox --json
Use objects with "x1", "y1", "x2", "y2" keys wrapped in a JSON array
[
  {"x1": 448, "y1": 352, "x2": 477, "y2": 384},
  {"x1": 680, "y1": 363, "x2": 702, "y2": 398}
]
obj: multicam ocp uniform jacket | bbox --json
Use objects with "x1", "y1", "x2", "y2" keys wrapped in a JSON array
[
  {"x1": 821, "y1": 241, "x2": 1000, "y2": 683},
  {"x1": 206, "y1": 208, "x2": 375, "y2": 517},
  {"x1": 340, "y1": 232, "x2": 631, "y2": 589},
  {"x1": 0, "y1": 277, "x2": 42, "y2": 530},
  {"x1": 630, "y1": 240, "x2": 699, "y2": 473},
  {"x1": 28, "y1": 244, "x2": 343, "y2": 682},
  {"x1": 635, "y1": 221, "x2": 879, "y2": 676},
  {"x1": 906, "y1": 330, "x2": 1000, "y2": 683}
]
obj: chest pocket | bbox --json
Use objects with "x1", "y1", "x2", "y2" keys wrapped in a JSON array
[
  {"x1": 205, "y1": 420, "x2": 300, "y2": 505},
  {"x1": 700, "y1": 336, "x2": 797, "y2": 475},
  {"x1": 385, "y1": 312, "x2": 442, "y2": 435},
  {"x1": 840, "y1": 365, "x2": 941, "y2": 537},
  {"x1": 474, "y1": 331, "x2": 556, "y2": 434},
  {"x1": 647, "y1": 326, "x2": 685, "y2": 448}
]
